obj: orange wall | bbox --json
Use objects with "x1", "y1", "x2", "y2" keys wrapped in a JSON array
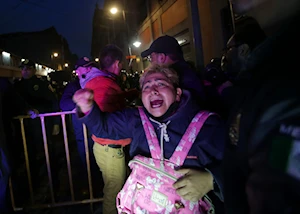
[
  {"x1": 152, "y1": 19, "x2": 160, "y2": 40},
  {"x1": 0, "y1": 66, "x2": 21, "y2": 78},
  {"x1": 161, "y1": 0, "x2": 188, "y2": 33},
  {"x1": 140, "y1": 27, "x2": 151, "y2": 46}
]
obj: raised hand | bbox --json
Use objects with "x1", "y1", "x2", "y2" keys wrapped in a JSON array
[{"x1": 73, "y1": 88, "x2": 94, "y2": 113}]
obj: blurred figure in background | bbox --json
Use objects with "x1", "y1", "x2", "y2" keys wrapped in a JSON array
[
  {"x1": 141, "y1": 35, "x2": 206, "y2": 102},
  {"x1": 60, "y1": 77, "x2": 100, "y2": 197},
  {"x1": 0, "y1": 77, "x2": 38, "y2": 213},
  {"x1": 118, "y1": 73, "x2": 131, "y2": 92},
  {"x1": 75, "y1": 48, "x2": 131, "y2": 214},
  {"x1": 222, "y1": 0, "x2": 300, "y2": 213},
  {"x1": 14, "y1": 59, "x2": 60, "y2": 191}
]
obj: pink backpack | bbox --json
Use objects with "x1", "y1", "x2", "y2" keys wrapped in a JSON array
[{"x1": 116, "y1": 108, "x2": 215, "y2": 214}]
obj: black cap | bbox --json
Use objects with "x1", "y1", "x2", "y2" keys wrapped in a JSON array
[
  {"x1": 19, "y1": 59, "x2": 35, "y2": 68},
  {"x1": 75, "y1": 57, "x2": 96, "y2": 69},
  {"x1": 141, "y1": 35, "x2": 183, "y2": 58}
]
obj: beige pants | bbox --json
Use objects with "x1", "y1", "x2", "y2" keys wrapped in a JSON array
[{"x1": 93, "y1": 143, "x2": 126, "y2": 214}]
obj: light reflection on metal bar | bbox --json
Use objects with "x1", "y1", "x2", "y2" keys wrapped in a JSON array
[
  {"x1": 10, "y1": 111, "x2": 104, "y2": 211},
  {"x1": 14, "y1": 110, "x2": 75, "y2": 120},
  {"x1": 61, "y1": 114, "x2": 75, "y2": 201},
  {"x1": 20, "y1": 118, "x2": 34, "y2": 204},
  {"x1": 83, "y1": 123, "x2": 94, "y2": 211},
  {"x1": 40, "y1": 116, "x2": 55, "y2": 203},
  {"x1": 9, "y1": 177, "x2": 16, "y2": 209}
]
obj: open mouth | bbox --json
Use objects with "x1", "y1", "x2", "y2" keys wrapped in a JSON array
[{"x1": 150, "y1": 100, "x2": 163, "y2": 108}]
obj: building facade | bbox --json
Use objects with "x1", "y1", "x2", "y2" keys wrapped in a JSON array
[
  {"x1": 0, "y1": 27, "x2": 77, "y2": 78},
  {"x1": 135, "y1": 0, "x2": 233, "y2": 73}
]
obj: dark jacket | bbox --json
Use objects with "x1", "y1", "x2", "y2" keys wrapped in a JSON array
[
  {"x1": 14, "y1": 76, "x2": 59, "y2": 115},
  {"x1": 60, "y1": 79, "x2": 94, "y2": 166},
  {"x1": 171, "y1": 60, "x2": 205, "y2": 101},
  {"x1": 223, "y1": 15, "x2": 300, "y2": 214},
  {"x1": 60, "y1": 79, "x2": 87, "y2": 140},
  {"x1": 79, "y1": 90, "x2": 226, "y2": 199},
  {"x1": 0, "y1": 78, "x2": 30, "y2": 168},
  {"x1": 60, "y1": 79, "x2": 80, "y2": 111}
]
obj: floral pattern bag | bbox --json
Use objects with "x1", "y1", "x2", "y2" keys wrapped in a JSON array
[{"x1": 116, "y1": 108, "x2": 215, "y2": 214}]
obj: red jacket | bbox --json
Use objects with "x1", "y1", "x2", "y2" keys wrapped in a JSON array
[{"x1": 85, "y1": 75, "x2": 131, "y2": 146}]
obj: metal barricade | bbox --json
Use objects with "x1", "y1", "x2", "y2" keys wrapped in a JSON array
[{"x1": 10, "y1": 111, "x2": 103, "y2": 211}]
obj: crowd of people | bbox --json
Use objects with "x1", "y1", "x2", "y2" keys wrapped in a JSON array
[{"x1": 1, "y1": 0, "x2": 300, "y2": 213}]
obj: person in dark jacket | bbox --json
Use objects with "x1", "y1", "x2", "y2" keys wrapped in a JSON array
[
  {"x1": 0, "y1": 77, "x2": 36, "y2": 213},
  {"x1": 60, "y1": 78, "x2": 102, "y2": 196},
  {"x1": 222, "y1": 0, "x2": 300, "y2": 213},
  {"x1": 141, "y1": 35, "x2": 205, "y2": 102},
  {"x1": 73, "y1": 65, "x2": 226, "y2": 208},
  {"x1": 60, "y1": 78, "x2": 95, "y2": 168},
  {"x1": 14, "y1": 59, "x2": 60, "y2": 189},
  {"x1": 14, "y1": 59, "x2": 60, "y2": 137}
]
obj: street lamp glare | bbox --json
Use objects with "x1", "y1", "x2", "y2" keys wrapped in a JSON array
[
  {"x1": 110, "y1": 7, "x2": 118, "y2": 14},
  {"x1": 133, "y1": 41, "x2": 141, "y2": 48},
  {"x1": 53, "y1": 53, "x2": 58, "y2": 57}
]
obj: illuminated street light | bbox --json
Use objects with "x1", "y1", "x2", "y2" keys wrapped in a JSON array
[
  {"x1": 95, "y1": 58, "x2": 99, "y2": 62},
  {"x1": 133, "y1": 41, "x2": 141, "y2": 48},
  {"x1": 53, "y1": 52, "x2": 58, "y2": 57},
  {"x1": 64, "y1": 63, "x2": 69, "y2": 67},
  {"x1": 2, "y1": 51, "x2": 10, "y2": 57},
  {"x1": 110, "y1": 7, "x2": 118, "y2": 14},
  {"x1": 21, "y1": 58, "x2": 25, "y2": 62}
]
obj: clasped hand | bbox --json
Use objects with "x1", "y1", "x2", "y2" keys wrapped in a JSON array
[
  {"x1": 73, "y1": 89, "x2": 94, "y2": 113},
  {"x1": 173, "y1": 168, "x2": 214, "y2": 202}
]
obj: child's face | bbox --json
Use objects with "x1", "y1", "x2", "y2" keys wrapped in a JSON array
[{"x1": 141, "y1": 72, "x2": 182, "y2": 117}]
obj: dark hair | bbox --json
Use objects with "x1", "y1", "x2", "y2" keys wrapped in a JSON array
[
  {"x1": 234, "y1": 16, "x2": 266, "y2": 50},
  {"x1": 99, "y1": 44, "x2": 124, "y2": 69}
]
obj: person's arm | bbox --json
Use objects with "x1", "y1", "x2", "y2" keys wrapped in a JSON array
[{"x1": 74, "y1": 89, "x2": 132, "y2": 140}]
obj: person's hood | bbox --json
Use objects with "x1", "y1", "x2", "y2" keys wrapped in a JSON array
[{"x1": 79, "y1": 67, "x2": 112, "y2": 88}]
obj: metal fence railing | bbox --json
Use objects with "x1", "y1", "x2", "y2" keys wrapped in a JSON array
[{"x1": 11, "y1": 111, "x2": 103, "y2": 212}]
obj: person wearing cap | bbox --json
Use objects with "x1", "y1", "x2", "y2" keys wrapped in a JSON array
[
  {"x1": 141, "y1": 35, "x2": 205, "y2": 101},
  {"x1": 74, "y1": 45, "x2": 133, "y2": 214},
  {"x1": 14, "y1": 59, "x2": 60, "y2": 134},
  {"x1": 221, "y1": 0, "x2": 300, "y2": 213},
  {"x1": 14, "y1": 59, "x2": 60, "y2": 188}
]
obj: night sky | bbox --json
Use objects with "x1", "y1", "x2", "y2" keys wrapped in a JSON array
[{"x1": 0, "y1": 0, "x2": 104, "y2": 57}]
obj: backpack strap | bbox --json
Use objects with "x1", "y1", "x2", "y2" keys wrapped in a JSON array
[
  {"x1": 138, "y1": 107, "x2": 161, "y2": 159},
  {"x1": 169, "y1": 111, "x2": 215, "y2": 165},
  {"x1": 138, "y1": 107, "x2": 216, "y2": 165}
]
